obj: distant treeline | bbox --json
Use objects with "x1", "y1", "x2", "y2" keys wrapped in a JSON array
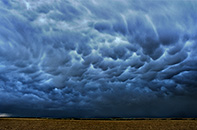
[
  {"x1": 2, "y1": 117, "x2": 197, "y2": 120},
  {"x1": 68, "y1": 118, "x2": 197, "y2": 120}
]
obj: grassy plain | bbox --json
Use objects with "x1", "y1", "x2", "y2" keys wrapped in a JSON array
[{"x1": 0, "y1": 118, "x2": 196, "y2": 130}]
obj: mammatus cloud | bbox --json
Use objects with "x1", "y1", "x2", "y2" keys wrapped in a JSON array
[{"x1": 0, "y1": 0, "x2": 197, "y2": 118}]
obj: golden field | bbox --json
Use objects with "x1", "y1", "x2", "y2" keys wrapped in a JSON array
[{"x1": 0, "y1": 118, "x2": 197, "y2": 130}]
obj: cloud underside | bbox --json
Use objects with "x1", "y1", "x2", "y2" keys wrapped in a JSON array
[{"x1": 0, "y1": 0, "x2": 197, "y2": 117}]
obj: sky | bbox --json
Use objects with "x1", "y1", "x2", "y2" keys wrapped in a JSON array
[{"x1": 0, "y1": 0, "x2": 197, "y2": 118}]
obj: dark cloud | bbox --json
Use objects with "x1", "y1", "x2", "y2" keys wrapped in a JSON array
[{"x1": 0, "y1": 0, "x2": 197, "y2": 118}]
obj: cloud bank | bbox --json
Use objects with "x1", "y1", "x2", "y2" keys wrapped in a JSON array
[{"x1": 0, "y1": 0, "x2": 197, "y2": 118}]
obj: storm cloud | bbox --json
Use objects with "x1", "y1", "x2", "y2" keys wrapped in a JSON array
[{"x1": 0, "y1": 0, "x2": 197, "y2": 118}]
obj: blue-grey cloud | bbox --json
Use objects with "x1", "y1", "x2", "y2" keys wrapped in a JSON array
[{"x1": 0, "y1": 0, "x2": 197, "y2": 118}]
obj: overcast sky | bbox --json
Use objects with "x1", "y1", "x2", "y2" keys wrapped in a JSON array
[{"x1": 0, "y1": 0, "x2": 197, "y2": 118}]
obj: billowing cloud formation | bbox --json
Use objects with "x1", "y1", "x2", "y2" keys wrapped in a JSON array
[{"x1": 0, "y1": 0, "x2": 197, "y2": 118}]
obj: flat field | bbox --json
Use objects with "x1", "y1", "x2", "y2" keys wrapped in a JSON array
[{"x1": 0, "y1": 118, "x2": 197, "y2": 130}]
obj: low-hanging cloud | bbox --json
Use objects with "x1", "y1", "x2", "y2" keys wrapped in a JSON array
[{"x1": 0, "y1": 0, "x2": 197, "y2": 118}]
